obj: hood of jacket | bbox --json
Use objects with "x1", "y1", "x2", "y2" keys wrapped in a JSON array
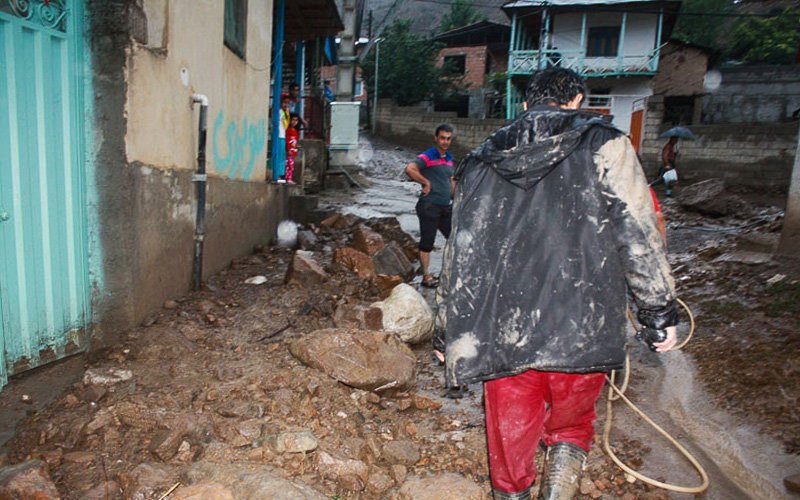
[{"x1": 460, "y1": 105, "x2": 614, "y2": 190}]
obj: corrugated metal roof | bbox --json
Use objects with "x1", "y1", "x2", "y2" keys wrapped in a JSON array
[{"x1": 503, "y1": 0, "x2": 667, "y2": 7}]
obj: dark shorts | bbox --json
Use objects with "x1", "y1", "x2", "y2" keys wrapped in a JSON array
[{"x1": 416, "y1": 200, "x2": 452, "y2": 252}]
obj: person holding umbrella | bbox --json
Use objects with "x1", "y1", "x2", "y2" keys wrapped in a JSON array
[{"x1": 656, "y1": 126, "x2": 695, "y2": 196}]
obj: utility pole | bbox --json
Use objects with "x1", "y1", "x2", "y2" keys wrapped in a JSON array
[
  {"x1": 778, "y1": 125, "x2": 800, "y2": 256},
  {"x1": 336, "y1": 0, "x2": 357, "y2": 101}
]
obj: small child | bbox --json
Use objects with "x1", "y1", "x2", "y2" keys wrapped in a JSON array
[
  {"x1": 274, "y1": 94, "x2": 291, "y2": 183},
  {"x1": 285, "y1": 112, "x2": 300, "y2": 184}
]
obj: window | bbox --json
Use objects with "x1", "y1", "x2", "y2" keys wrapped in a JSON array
[
  {"x1": 224, "y1": 0, "x2": 247, "y2": 59},
  {"x1": 443, "y1": 55, "x2": 466, "y2": 76},
  {"x1": 355, "y1": 80, "x2": 364, "y2": 97},
  {"x1": 587, "y1": 27, "x2": 620, "y2": 57}
]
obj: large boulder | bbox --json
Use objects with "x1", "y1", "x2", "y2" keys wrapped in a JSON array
[
  {"x1": 371, "y1": 284, "x2": 433, "y2": 344},
  {"x1": 333, "y1": 304, "x2": 384, "y2": 330},
  {"x1": 397, "y1": 473, "x2": 486, "y2": 500},
  {"x1": 0, "y1": 460, "x2": 60, "y2": 499},
  {"x1": 372, "y1": 242, "x2": 415, "y2": 280},
  {"x1": 333, "y1": 247, "x2": 376, "y2": 280},
  {"x1": 184, "y1": 461, "x2": 327, "y2": 499},
  {"x1": 289, "y1": 328, "x2": 416, "y2": 391},
  {"x1": 365, "y1": 217, "x2": 418, "y2": 262},
  {"x1": 677, "y1": 179, "x2": 750, "y2": 217},
  {"x1": 285, "y1": 250, "x2": 328, "y2": 286}
]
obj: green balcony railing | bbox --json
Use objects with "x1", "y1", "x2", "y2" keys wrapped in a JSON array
[{"x1": 508, "y1": 48, "x2": 662, "y2": 77}]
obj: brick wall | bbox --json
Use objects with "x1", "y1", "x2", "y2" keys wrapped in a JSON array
[
  {"x1": 375, "y1": 99, "x2": 506, "y2": 157},
  {"x1": 651, "y1": 43, "x2": 708, "y2": 97},
  {"x1": 641, "y1": 96, "x2": 797, "y2": 188},
  {"x1": 438, "y1": 46, "x2": 489, "y2": 90}
]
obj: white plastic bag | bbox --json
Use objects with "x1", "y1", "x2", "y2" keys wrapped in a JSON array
[{"x1": 662, "y1": 169, "x2": 678, "y2": 184}]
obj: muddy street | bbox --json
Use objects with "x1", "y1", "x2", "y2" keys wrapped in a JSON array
[{"x1": 0, "y1": 133, "x2": 798, "y2": 499}]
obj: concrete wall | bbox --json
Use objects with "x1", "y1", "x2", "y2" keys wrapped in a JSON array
[
  {"x1": 375, "y1": 100, "x2": 506, "y2": 157},
  {"x1": 641, "y1": 96, "x2": 797, "y2": 188},
  {"x1": 87, "y1": 0, "x2": 284, "y2": 345},
  {"x1": 703, "y1": 65, "x2": 800, "y2": 124}
]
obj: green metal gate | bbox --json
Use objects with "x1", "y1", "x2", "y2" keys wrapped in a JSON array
[{"x1": 0, "y1": 0, "x2": 90, "y2": 389}]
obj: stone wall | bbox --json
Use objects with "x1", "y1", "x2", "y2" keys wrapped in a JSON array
[
  {"x1": 703, "y1": 65, "x2": 800, "y2": 124},
  {"x1": 375, "y1": 100, "x2": 506, "y2": 157},
  {"x1": 641, "y1": 96, "x2": 797, "y2": 188}
]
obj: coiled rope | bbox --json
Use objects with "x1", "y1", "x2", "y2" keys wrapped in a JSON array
[{"x1": 603, "y1": 298, "x2": 710, "y2": 493}]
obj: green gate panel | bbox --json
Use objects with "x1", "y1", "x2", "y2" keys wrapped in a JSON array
[{"x1": 0, "y1": 0, "x2": 90, "y2": 388}]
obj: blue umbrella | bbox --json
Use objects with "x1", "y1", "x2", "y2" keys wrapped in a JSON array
[{"x1": 659, "y1": 126, "x2": 696, "y2": 140}]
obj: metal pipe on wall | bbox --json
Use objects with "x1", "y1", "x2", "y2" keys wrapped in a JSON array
[{"x1": 191, "y1": 93, "x2": 209, "y2": 291}]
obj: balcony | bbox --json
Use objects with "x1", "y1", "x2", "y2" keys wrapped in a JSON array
[{"x1": 508, "y1": 47, "x2": 661, "y2": 77}]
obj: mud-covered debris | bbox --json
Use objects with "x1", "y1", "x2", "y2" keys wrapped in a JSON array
[
  {"x1": 353, "y1": 224, "x2": 386, "y2": 255},
  {"x1": 244, "y1": 275, "x2": 268, "y2": 285},
  {"x1": 317, "y1": 450, "x2": 369, "y2": 491},
  {"x1": 367, "y1": 466, "x2": 394, "y2": 494},
  {"x1": 371, "y1": 283, "x2": 434, "y2": 344},
  {"x1": 297, "y1": 229, "x2": 318, "y2": 250},
  {"x1": 678, "y1": 179, "x2": 751, "y2": 217},
  {"x1": 373, "y1": 241, "x2": 415, "y2": 280},
  {"x1": 381, "y1": 440, "x2": 421, "y2": 466},
  {"x1": 785, "y1": 472, "x2": 800, "y2": 493},
  {"x1": 289, "y1": 328, "x2": 416, "y2": 391},
  {"x1": 83, "y1": 367, "x2": 133, "y2": 388},
  {"x1": 285, "y1": 250, "x2": 328, "y2": 286},
  {"x1": 185, "y1": 461, "x2": 327, "y2": 499},
  {"x1": 713, "y1": 250, "x2": 772, "y2": 265},
  {"x1": 164, "y1": 299, "x2": 179, "y2": 309},
  {"x1": 118, "y1": 462, "x2": 175, "y2": 500},
  {"x1": 0, "y1": 460, "x2": 60, "y2": 499},
  {"x1": 333, "y1": 303, "x2": 383, "y2": 330},
  {"x1": 334, "y1": 247, "x2": 376, "y2": 280},
  {"x1": 265, "y1": 430, "x2": 319, "y2": 453},
  {"x1": 397, "y1": 472, "x2": 486, "y2": 500},
  {"x1": 321, "y1": 213, "x2": 364, "y2": 231},
  {"x1": 83, "y1": 480, "x2": 121, "y2": 499}
]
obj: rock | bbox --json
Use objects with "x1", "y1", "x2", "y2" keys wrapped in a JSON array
[
  {"x1": 333, "y1": 247, "x2": 376, "y2": 280},
  {"x1": 321, "y1": 213, "x2": 363, "y2": 230},
  {"x1": 411, "y1": 394, "x2": 442, "y2": 411},
  {"x1": 185, "y1": 461, "x2": 327, "y2": 499},
  {"x1": 285, "y1": 250, "x2": 328, "y2": 286},
  {"x1": 580, "y1": 476, "x2": 594, "y2": 495},
  {"x1": 289, "y1": 328, "x2": 416, "y2": 391},
  {"x1": 381, "y1": 440, "x2": 421, "y2": 466},
  {"x1": 371, "y1": 283, "x2": 434, "y2": 344},
  {"x1": 713, "y1": 250, "x2": 772, "y2": 265},
  {"x1": 164, "y1": 300, "x2": 179, "y2": 309},
  {"x1": 365, "y1": 217, "x2": 419, "y2": 261},
  {"x1": 352, "y1": 225, "x2": 385, "y2": 255},
  {"x1": 297, "y1": 230, "x2": 318, "y2": 250},
  {"x1": 266, "y1": 430, "x2": 319, "y2": 453},
  {"x1": 149, "y1": 414, "x2": 213, "y2": 462},
  {"x1": 367, "y1": 466, "x2": 394, "y2": 495},
  {"x1": 83, "y1": 367, "x2": 133, "y2": 387},
  {"x1": 237, "y1": 419, "x2": 264, "y2": 441},
  {"x1": 63, "y1": 451, "x2": 95, "y2": 464},
  {"x1": 374, "y1": 274, "x2": 404, "y2": 297},
  {"x1": 0, "y1": 460, "x2": 60, "y2": 499},
  {"x1": 397, "y1": 472, "x2": 485, "y2": 499},
  {"x1": 172, "y1": 481, "x2": 235, "y2": 500},
  {"x1": 677, "y1": 179, "x2": 750, "y2": 217},
  {"x1": 372, "y1": 242, "x2": 415, "y2": 280},
  {"x1": 118, "y1": 463, "x2": 175, "y2": 500},
  {"x1": 390, "y1": 464, "x2": 408, "y2": 484},
  {"x1": 316, "y1": 451, "x2": 369, "y2": 491},
  {"x1": 785, "y1": 473, "x2": 800, "y2": 493},
  {"x1": 333, "y1": 304, "x2": 383, "y2": 330},
  {"x1": 83, "y1": 480, "x2": 121, "y2": 499}
]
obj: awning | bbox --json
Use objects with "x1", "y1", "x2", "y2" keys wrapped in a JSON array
[{"x1": 283, "y1": 0, "x2": 344, "y2": 42}]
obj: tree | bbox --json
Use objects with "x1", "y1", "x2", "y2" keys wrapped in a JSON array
[
  {"x1": 730, "y1": 8, "x2": 800, "y2": 64},
  {"x1": 361, "y1": 20, "x2": 447, "y2": 106},
  {"x1": 671, "y1": 0, "x2": 736, "y2": 49},
  {"x1": 439, "y1": 0, "x2": 482, "y2": 33}
]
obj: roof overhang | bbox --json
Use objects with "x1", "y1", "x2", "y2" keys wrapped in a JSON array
[{"x1": 283, "y1": 0, "x2": 344, "y2": 42}]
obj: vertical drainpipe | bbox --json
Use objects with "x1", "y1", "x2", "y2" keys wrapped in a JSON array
[
  {"x1": 539, "y1": 8, "x2": 549, "y2": 71},
  {"x1": 617, "y1": 12, "x2": 627, "y2": 74},
  {"x1": 191, "y1": 94, "x2": 209, "y2": 291},
  {"x1": 580, "y1": 12, "x2": 587, "y2": 73},
  {"x1": 506, "y1": 11, "x2": 517, "y2": 120},
  {"x1": 653, "y1": 9, "x2": 664, "y2": 72},
  {"x1": 296, "y1": 41, "x2": 305, "y2": 139},
  {"x1": 270, "y1": 0, "x2": 285, "y2": 181}
]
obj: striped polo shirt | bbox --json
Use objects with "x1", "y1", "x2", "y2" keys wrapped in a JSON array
[{"x1": 413, "y1": 147, "x2": 454, "y2": 206}]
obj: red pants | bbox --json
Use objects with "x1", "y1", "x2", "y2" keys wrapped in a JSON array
[
  {"x1": 484, "y1": 370, "x2": 606, "y2": 493},
  {"x1": 285, "y1": 156, "x2": 295, "y2": 182}
]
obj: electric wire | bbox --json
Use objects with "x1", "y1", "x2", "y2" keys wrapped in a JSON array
[{"x1": 604, "y1": 298, "x2": 709, "y2": 493}]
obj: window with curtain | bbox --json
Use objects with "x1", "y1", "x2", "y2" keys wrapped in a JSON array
[
  {"x1": 224, "y1": 0, "x2": 247, "y2": 60},
  {"x1": 586, "y1": 26, "x2": 620, "y2": 57}
]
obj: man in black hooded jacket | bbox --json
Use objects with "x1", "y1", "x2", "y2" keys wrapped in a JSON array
[{"x1": 435, "y1": 68, "x2": 678, "y2": 499}]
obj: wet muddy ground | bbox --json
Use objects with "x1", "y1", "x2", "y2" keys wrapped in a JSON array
[{"x1": 0, "y1": 134, "x2": 797, "y2": 499}]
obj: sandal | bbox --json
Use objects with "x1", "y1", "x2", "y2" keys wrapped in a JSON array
[{"x1": 421, "y1": 276, "x2": 439, "y2": 288}]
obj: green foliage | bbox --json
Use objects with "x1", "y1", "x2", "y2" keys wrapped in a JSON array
[
  {"x1": 730, "y1": 8, "x2": 800, "y2": 65},
  {"x1": 362, "y1": 20, "x2": 447, "y2": 106},
  {"x1": 439, "y1": 0, "x2": 482, "y2": 33},
  {"x1": 672, "y1": 0, "x2": 736, "y2": 49}
]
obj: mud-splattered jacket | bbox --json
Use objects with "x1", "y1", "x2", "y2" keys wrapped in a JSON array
[{"x1": 436, "y1": 105, "x2": 677, "y2": 387}]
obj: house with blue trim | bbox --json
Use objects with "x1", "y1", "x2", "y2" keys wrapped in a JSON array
[{"x1": 503, "y1": 0, "x2": 681, "y2": 142}]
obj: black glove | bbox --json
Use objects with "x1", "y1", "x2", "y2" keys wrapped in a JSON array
[{"x1": 636, "y1": 301, "x2": 678, "y2": 352}]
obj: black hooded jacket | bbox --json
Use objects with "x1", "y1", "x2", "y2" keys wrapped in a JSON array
[{"x1": 436, "y1": 105, "x2": 676, "y2": 387}]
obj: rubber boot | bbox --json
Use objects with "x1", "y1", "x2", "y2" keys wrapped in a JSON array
[
  {"x1": 493, "y1": 486, "x2": 532, "y2": 500},
  {"x1": 537, "y1": 442, "x2": 587, "y2": 500}
]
